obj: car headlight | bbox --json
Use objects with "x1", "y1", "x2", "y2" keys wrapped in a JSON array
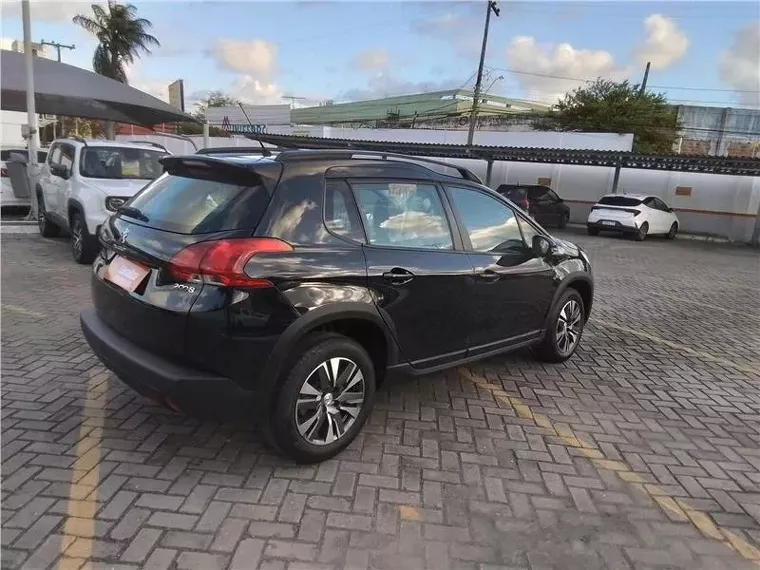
[{"x1": 105, "y1": 196, "x2": 128, "y2": 212}]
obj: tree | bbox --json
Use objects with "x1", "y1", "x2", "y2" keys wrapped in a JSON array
[
  {"x1": 176, "y1": 91, "x2": 240, "y2": 137},
  {"x1": 552, "y1": 79, "x2": 681, "y2": 154},
  {"x1": 192, "y1": 91, "x2": 241, "y2": 121},
  {"x1": 73, "y1": 1, "x2": 160, "y2": 138}
]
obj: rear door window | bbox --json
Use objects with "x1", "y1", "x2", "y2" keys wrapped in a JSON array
[
  {"x1": 325, "y1": 180, "x2": 364, "y2": 242},
  {"x1": 127, "y1": 172, "x2": 270, "y2": 235},
  {"x1": 351, "y1": 181, "x2": 453, "y2": 250}
]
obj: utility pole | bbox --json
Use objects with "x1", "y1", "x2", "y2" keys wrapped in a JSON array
[
  {"x1": 39, "y1": 41, "x2": 74, "y2": 141},
  {"x1": 40, "y1": 39, "x2": 75, "y2": 62},
  {"x1": 638, "y1": 61, "x2": 651, "y2": 96},
  {"x1": 22, "y1": 0, "x2": 40, "y2": 220},
  {"x1": 467, "y1": 0, "x2": 500, "y2": 146}
]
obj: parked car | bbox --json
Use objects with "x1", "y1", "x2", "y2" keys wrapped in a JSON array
[
  {"x1": 495, "y1": 184, "x2": 570, "y2": 229},
  {"x1": 1, "y1": 147, "x2": 48, "y2": 211},
  {"x1": 80, "y1": 150, "x2": 594, "y2": 463},
  {"x1": 586, "y1": 194, "x2": 679, "y2": 241},
  {"x1": 36, "y1": 138, "x2": 169, "y2": 263}
]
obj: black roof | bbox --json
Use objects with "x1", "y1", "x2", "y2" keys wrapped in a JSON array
[{"x1": 193, "y1": 147, "x2": 484, "y2": 183}]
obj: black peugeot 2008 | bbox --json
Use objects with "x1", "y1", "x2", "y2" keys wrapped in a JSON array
[{"x1": 81, "y1": 149, "x2": 593, "y2": 463}]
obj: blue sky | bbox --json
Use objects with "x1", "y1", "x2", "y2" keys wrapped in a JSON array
[{"x1": 1, "y1": 1, "x2": 758, "y2": 109}]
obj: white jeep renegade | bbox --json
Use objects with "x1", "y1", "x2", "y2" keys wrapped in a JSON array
[{"x1": 36, "y1": 138, "x2": 169, "y2": 263}]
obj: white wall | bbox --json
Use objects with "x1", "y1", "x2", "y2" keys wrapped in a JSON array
[
  {"x1": 1, "y1": 110, "x2": 27, "y2": 146},
  {"x1": 117, "y1": 132, "x2": 759, "y2": 243}
]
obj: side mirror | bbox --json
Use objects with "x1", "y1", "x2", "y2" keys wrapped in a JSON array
[
  {"x1": 532, "y1": 235, "x2": 553, "y2": 257},
  {"x1": 51, "y1": 163, "x2": 70, "y2": 180}
]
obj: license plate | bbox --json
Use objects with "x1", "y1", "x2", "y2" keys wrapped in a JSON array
[
  {"x1": 602, "y1": 221, "x2": 616, "y2": 226},
  {"x1": 104, "y1": 256, "x2": 149, "y2": 293}
]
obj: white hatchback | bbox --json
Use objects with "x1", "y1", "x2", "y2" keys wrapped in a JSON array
[{"x1": 586, "y1": 193, "x2": 679, "y2": 241}]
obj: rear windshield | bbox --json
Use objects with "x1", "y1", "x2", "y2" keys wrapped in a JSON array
[
  {"x1": 598, "y1": 196, "x2": 642, "y2": 207},
  {"x1": 126, "y1": 173, "x2": 270, "y2": 235},
  {"x1": 80, "y1": 146, "x2": 166, "y2": 180}
]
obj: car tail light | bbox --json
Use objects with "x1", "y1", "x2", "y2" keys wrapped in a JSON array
[
  {"x1": 167, "y1": 238, "x2": 293, "y2": 288},
  {"x1": 0, "y1": 168, "x2": 8, "y2": 178}
]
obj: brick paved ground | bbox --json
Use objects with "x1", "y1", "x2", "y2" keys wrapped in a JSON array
[{"x1": 2, "y1": 230, "x2": 760, "y2": 570}]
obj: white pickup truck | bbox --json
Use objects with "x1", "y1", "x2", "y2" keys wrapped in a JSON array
[{"x1": 36, "y1": 138, "x2": 169, "y2": 263}]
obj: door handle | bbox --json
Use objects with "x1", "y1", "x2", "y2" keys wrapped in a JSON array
[
  {"x1": 476, "y1": 270, "x2": 500, "y2": 282},
  {"x1": 382, "y1": 268, "x2": 415, "y2": 285}
]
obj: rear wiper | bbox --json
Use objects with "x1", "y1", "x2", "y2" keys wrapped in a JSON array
[{"x1": 118, "y1": 206, "x2": 149, "y2": 222}]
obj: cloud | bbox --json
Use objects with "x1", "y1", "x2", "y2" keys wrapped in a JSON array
[
  {"x1": 412, "y1": 10, "x2": 481, "y2": 58},
  {"x1": 634, "y1": 14, "x2": 689, "y2": 70},
  {"x1": 412, "y1": 11, "x2": 467, "y2": 36},
  {"x1": 341, "y1": 73, "x2": 465, "y2": 102},
  {"x1": 505, "y1": 36, "x2": 630, "y2": 102},
  {"x1": 123, "y1": 63, "x2": 170, "y2": 102},
  {"x1": 208, "y1": 38, "x2": 284, "y2": 105},
  {"x1": 0, "y1": 0, "x2": 93, "y2": 23},
  {"x1": 719, "y1": 22, "x2": 760, "y2": 108},
  {"x1": 352, "y1": 50, "x2": 389, "y2": 72},
  {"x1": 230, "y1": 75, "x2": 284, "y2": 105},
  {"x1": 213, "y1": 39, "x2": 277, "y2": 76}
]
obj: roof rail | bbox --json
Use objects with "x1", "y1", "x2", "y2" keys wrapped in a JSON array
[
  {"x1": 275, "y1": 149, "x2": 482, "y2": 183},
  {"x1": 196, "y1": 146, "x2": 277, "y2": 156},
  {"x1": 68, "y1": 135, "x2": 88, "y2": 147},
  {"x1": 127, "y1": 140, "x2": 169, "y2": 152}
]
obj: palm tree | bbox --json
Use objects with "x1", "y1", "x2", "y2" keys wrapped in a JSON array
[{"x1": 73, "y1": 1, "x2": 160, "y2": 137}]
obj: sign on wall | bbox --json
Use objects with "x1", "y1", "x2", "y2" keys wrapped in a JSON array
[{"x1": 168, "y1": 80, "x2": 185, "y2": 112}]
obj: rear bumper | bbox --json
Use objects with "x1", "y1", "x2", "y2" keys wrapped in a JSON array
[
  {"x1": 587, "y1": 221, "x2": 638, "y2": 233},
  {"x1": 80, "y1": 307, "x2": 259, "y2": 423}
]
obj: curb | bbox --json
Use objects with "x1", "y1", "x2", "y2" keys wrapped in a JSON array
[{"x1": 565, "y1": 223, "x2": 730, "y2": 244}]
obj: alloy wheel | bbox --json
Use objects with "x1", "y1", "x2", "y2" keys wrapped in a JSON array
[
  {"x1": 556, "y1": 299, "x2": 583, "y2": 356},
  {"x1": 295, "y1": 357, "x2": 365, "y2": 446}
]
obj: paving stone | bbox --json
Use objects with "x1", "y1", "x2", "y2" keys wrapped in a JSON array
[{"x1": 4, "y1": 230, "x2": 760, "y2": 570}]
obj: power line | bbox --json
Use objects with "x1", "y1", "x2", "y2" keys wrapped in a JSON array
[{"x1": 487, "y1": 66, "x2": 760, "y2": 94}]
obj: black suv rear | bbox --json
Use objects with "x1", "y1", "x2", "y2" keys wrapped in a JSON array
[
  {"x1": 81, "y1": 149, "x2": 593, "y2": 462},
  {"x1": 495, "y1": 184, "x2": 571, "y2": 229}
]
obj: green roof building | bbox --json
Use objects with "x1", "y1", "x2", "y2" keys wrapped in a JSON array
[{"x1": 291, "y1": 89, "x2": 551, "y2": 128}]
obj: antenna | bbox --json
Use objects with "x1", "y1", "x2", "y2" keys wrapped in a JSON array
[{"x1": 238, "y1": 103, "x2": 271, "y2": 157}]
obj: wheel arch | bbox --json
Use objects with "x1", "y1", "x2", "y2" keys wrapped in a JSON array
[
  {"x1": 67, "y1": 198, "x2": 85, "y2": 223},
  {"x1": 260, "y1": 303, "x2": 399, "y2": 403},
  {"x1": 552, "y1": 274, "x2": 594, "y2": 321}
]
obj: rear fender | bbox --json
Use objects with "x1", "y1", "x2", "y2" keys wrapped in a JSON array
[{"x1": 258, "y1": 302, "x2": 400, "y2": 407}]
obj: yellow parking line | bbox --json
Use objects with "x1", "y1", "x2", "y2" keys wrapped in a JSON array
[
  {"x1": 1, "y1": 304, "x2": 46, "y2": 319},
  {"x1": 592, "y1": 317, "x2": 760, "y2": 377},
  {"x1": 57, "y1": 370, "x2": 108, "y2": 570},
  {"x1": 459, "y1": 367, "x2": 760, "y2": 565}
]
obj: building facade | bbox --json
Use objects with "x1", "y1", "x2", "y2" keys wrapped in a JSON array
[{"x1": 675, "y1": 105, "x2": 760, "y2": 158}]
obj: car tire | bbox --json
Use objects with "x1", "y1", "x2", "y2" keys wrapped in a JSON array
[
  {"x1": 263, "y1": 332, "x2": 376, "y2": 463},
  {"x1": 666, "y1": 222, "x2": 678, "y2": 240},
  {"x1": 558, "y1": 212, "x2": 569, "y2": 229},
  {"x1": 533, "y1": 288, "x2": 586, "y2": 363},
  {"x1": 70, "y1": 211, "x2": 99, "y2": 264},
  {"x1": 37, "y1": 191, "x2": 60, "y2": 238},
  {"x1": 635, "y1": 222, "x2": 649, "y2": 242},
  {"x1": 586, "y1": 226, "x2": 599, "y2": 236}
]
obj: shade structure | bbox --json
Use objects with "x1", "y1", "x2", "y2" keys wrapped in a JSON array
[{"x1": 0, "y1": 50, "x2": 197, "y2": 126}]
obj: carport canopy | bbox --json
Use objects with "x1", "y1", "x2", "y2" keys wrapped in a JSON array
[{"x1": 0, "y1": 49, "x2": 197, "y2": 126}]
